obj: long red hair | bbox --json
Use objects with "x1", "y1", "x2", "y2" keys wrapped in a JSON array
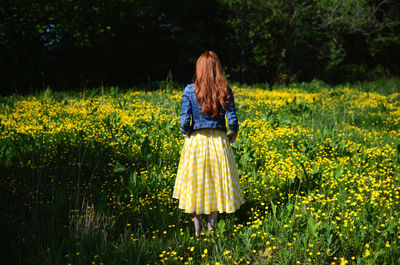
[{"x1": 194, "y1": 51, "x2": 230, "y2": 118}]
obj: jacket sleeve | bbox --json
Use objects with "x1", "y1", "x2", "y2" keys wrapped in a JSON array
[
  {"x1": 225, "y1": 86, "x2": 239, "y2": 134},
  {"x1": 180, "y1": 87, "x2": 193, "y2": 135}
]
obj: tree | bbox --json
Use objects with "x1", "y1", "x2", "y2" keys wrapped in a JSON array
[{"x1": 222, "y1": 0, "x2": 400, "y2": 84}]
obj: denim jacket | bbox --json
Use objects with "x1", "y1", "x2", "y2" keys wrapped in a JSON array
[{"x1": 180, "y1": 83, "x2": 239, "y2": 135}]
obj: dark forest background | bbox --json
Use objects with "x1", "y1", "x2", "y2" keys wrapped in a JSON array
[{"x1": 1, "y1": 0, "x2": 400, "y2": 94}]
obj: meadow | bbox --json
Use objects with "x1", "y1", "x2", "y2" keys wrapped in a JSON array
[{"x1": 0, "y1": 80, "x2": 399, "y2": 265}]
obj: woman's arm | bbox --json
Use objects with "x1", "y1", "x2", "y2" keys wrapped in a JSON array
[
  {"x1": 225, "y1": 86, "x2": 239, "y2": 135},
  {"x1": 180, "y1": 86, "x2": 193, "y2": 136}
]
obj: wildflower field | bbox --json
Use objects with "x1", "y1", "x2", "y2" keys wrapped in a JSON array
[{"x1": 1, "y1": 82, "x2": 400, "y2": 265}]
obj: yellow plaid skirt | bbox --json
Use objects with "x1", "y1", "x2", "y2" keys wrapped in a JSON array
[{"x1": 173, "y1": 128, "x2": 245, "y2": 214}]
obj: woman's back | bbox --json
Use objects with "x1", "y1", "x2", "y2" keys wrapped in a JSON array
[{"x1": 180, "y1": 83, "x2": 238, "y2": 135}]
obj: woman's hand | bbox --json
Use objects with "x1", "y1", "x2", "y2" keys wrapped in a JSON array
[{"x1": 228, "y1": 132, "x2": 238, "y2": 143}]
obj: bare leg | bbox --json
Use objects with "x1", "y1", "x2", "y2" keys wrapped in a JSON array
[
  {"x1": 207, "y1": 211, "x2": 218, "y2": 232},
  {"x1": 193, "y1": 213, "x2": 202, "y2": 236}
]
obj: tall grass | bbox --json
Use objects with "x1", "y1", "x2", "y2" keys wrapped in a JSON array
[{"x1": 0, "y1": 79, "x2": 399, "y2": 264}]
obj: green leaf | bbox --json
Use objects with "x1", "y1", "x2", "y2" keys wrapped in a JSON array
[
  {"x1": 335, "y1": 164, "x2": 344, "y2": 178},
  {"x1": 373, "y1": 249, "x2": 385, "y2": 261},
  {"x1": 312, "y1": 163, "x2": 319, "y2": 174},
  {"x1": 217, "y1": 219, "x2": 225, "y2": 235},
  {"x1": 270, "y1": 201, "x2": 277, "y2": 218},
  {"x1": 129, "y1": 171, "x2": 137, "y2": 186},
  {"x1": 113, "y1": 161, "x2": 126, "y2": 173},
  {"x1": 307, "y1": 216, "x2": 318, "y2": 238}
]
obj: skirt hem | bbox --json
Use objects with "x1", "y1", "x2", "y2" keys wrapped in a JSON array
[{"x1": 173, "y1": 197, "x2": 245, "y2": 215}]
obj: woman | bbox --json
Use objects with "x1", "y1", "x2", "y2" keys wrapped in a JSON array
[{"x1": 172, "y1": 51, "x2": 245, "y2": 237}]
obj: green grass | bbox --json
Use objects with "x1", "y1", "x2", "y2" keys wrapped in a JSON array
[{"x1": 0, "y1": 79, "x2": 399, "y2": 264}]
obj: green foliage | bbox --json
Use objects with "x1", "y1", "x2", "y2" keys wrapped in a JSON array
[
  {"x1": 1, "y1": 0, "x2": 400, "y2": 93},
  {"x1": 223, "y1": 0, "x2": 400, "y2": 84},
  {"x1": 0, "y1": 77, "x2": 400, "y2": 264}
]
